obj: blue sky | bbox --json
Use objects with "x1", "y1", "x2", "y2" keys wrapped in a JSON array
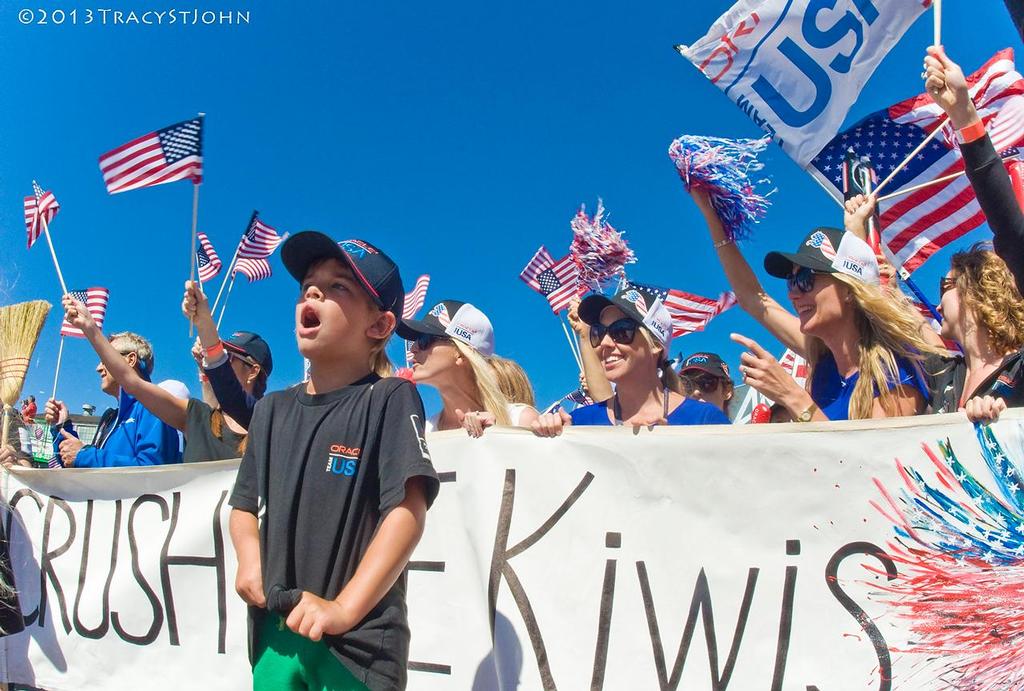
[{"x1": 0, "y1": 1, "x2": 1017, "y2": 417}]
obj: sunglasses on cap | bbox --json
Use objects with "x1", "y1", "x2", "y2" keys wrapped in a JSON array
[
  {"x1": 589, "y1": 318, "x2": 639, "y2": 348},
  {"x1": 226, "y1": 351, "x2": 259, "y2": 369},
  {"x1": 683, "y1": 371, "x2": 723, "y2": 393},
  {"x1": 787, "y1": 266, "x2": 819, "y2": 294},
  {"x1": 939, "y1": 276, "x2": 956, "y2": 297},
  {"x1": 410, "y1": 333, "x2": 448, "y2": 352}
]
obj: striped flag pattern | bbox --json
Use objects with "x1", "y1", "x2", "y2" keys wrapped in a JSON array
[
  {"x1": 809, "y1": 49, "x2": 1024, "y2": 273},
  {"x1": 23, "y1": 181, "x2": 59, "y2": 249},
  {"x1": 519, "y1": 246, "x2": 584, "y2": 313},
  {"x1": 196, "y1": 231, "x2": 222, "y2": 283},
  {"x1": 661, "y1": 288, "x2": 737, "y2": 338},
  {"x1": 403, "y1": 275, "x2": 430, "y2": 320},
  {"x1": 61, "y1": 288, "x2": 110, "y2": 338},
  {"x1": 234, "y1": 257, "x2": 272, "y2": 283},
  {"x1": 238, "y1": 216, "x2": 284, "y2": 259},
  {"x1": 98, "y1": 117, "x2": 203, "y2": 194}
]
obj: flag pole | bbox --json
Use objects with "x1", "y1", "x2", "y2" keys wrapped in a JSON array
[
  {"x1": 188, "y1": 181, "x2": 201, "y2": 337},
  {"x1": 934, "y1": 0, "x2": 942, "y2": 46},
  {"x1": 872, "y1": 115, "x2": 949, "y2": 196},
  {"x1": 558, "y1": 316, "x2": 584, "y2": 371},
  {"x1": 211, "y1": 209, "x2": 257, "y2": 316},
  {"x1": 51, "y1": 336, "x2": 65, "y2": 401},
  {"x1": 876, "y1": 151, "x2": 1019, "y2": 203},
  {"x1": 37, "y1": 208, "x2": 68, "y2": 296},
  {"x1": 807, "y1": 171, "x2": 846, "y2": 208},
  {"x1": 216, "y1": 270, "x2": 238, "y2": 330}
]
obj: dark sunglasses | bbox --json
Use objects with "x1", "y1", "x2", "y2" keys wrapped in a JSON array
[
  {"x1": 411, "y1": 333, "x2": 447, "y2": 352},
  {"x1": 939, "y1": 276, "x2": 956, "y2": 297},
  {"x1": 787, "y1": 266, "x2": 818, "y2": 294},
  {"x1": 589, "y1": 318, "x2": 639, "y2": 348},
  {"x1": 226, "y1": 351, "x2": 258, "y2": 369},
  {"x1": 684, "y1": 372, "x2": 722, "y2": 393}
]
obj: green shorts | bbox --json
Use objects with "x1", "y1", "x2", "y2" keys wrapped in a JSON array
[{"x1": 252, "y1": 613, "x2": 368, "y2": 691}]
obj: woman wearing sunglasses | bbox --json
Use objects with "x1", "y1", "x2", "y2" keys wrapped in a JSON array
[
  {"x1": 688, "y1": 189, "x2": 942, "y2": 421},
  {"x1": 531, "y1": 285, "x2": 730, "y2": 435},
  {"x1": 680, "y1": 353, "x2": 735, "y2": 418},
  {"x1": 399, "y1": 300, "x2": 539, "y2": 436}
]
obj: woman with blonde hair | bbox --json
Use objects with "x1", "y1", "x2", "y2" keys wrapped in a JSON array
[
  {"x1": 399, "y1": 300, "x2": 539, "y2": 436},
  {"x1": 489, "y1": 355, "x2": 537, "y2": 407},
  {"x1": 687, "y1": 189, "x2": 942, "y2": 421}
]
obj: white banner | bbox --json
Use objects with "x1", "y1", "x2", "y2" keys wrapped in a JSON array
[
  {"x1": 679, "y1": 0, "x2": 929, "y2": 167},
  {"x1": 2, "y1": 412, "x2": 1023, "y2": 690}
]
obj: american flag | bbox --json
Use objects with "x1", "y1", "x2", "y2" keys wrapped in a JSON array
[
  {"x1": 61, "y1": 288, "x2": 110, "y2": 339},
  {"x1": 519, "y1": 246, "x2": 584, "y2": 313},
  {"x1": 778, "y1": 348, "x2": 809, "y2": 389},
  {"x1": 98, "y1": 117, "x2": 203, "y2": 194},
  {"x1": 23, "y1": 181, "x2": 59, "y2": 249},
  {"x1": 234, "y1": 257, "x2": 271, "y2": 283},
  {"x1": 628, "y1": 281, "x2": 737, "y2": 338},
  {"x1": 237, "y1": 215, "x2": 284, "y2": 259},
  {"x1": 808, "y1": 49, "x2": 1024, "y2": 274},
  {"x1": 402, "y1": 275, "x2": 430, "y2": 320},
  {"x1": 196, "y1": 231, "x2": 222, "y2": 283}
]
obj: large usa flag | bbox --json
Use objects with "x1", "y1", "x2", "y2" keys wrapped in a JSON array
[{"x1": 808, "y1": 50, "x2": 1024, "y2": 274}]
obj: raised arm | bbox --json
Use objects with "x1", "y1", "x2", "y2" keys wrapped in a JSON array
[
  {"x1": 925, "y1": 46, "x2": 1024, "y2": 289},
  {"x1": 567, "y1": 298, "x2": 613, "y2": 403},
  {"x1": 183, "y1": 281, "x2": 256, "y2": 427},
  {"x1": 688, "y1": 189, "x2": 809, "y2": 355},
  {"x1": 63, "y1": 294, "x2": 188, "y2": 431}
]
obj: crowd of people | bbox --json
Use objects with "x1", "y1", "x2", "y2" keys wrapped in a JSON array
[{"x1": 0, "y1": 45, "x2": 1021, "y2": 690}]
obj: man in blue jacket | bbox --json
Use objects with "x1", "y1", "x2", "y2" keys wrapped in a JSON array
[{"x1": 53, "y1": 331, "x2": 181, "y2": 468}]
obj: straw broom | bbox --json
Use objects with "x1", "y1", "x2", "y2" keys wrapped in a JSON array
[{"x1": 0, "y1": 301, "x2": 51, "y2": 448}]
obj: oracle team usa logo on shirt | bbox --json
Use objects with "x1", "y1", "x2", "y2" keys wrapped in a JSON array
[{"x1": 326, "y1": 443, "x2": 361, "y2": 476}]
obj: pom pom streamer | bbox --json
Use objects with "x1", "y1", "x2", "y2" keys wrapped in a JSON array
[
  {"x1": 668, "y1": 135, "x2": 774, "y2": 241},
  {"x1": 569, "y1": 200, "x2": 636, "y2": 292},
  {"x1": 868, "y1": 426, "x2": 1024, "y2": 688}
]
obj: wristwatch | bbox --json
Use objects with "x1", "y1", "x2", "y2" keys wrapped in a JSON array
[{"x1": 796, "y1": 403, "x2": 818, "y2": 423}]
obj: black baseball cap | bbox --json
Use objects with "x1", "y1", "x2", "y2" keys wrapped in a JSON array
[
  {"x1": 578, "y1": 283, "x2": 674, "y2": 346},
  {"x1": 223, "y1": 331, "x2": 273, "y2": 376},
  {"x1": 764, "y1": 227, "x2": 880, "y2": 285},
  {"x1": 397, "y1": 300, "x2": 496, "y2": 356},
  {"x1": 281, "y1": 231, "x2": 405, "y2": 315},
  {"x1": 680, "y1": 352, "x2": 730, "y2": 380}
]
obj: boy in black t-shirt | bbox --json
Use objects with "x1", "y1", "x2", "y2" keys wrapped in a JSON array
[{"x1": 228, "y1": 232, "x2": 439, "y2": 691}]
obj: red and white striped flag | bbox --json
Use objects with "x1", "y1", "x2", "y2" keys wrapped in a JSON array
[
  {"x1": 61, "y1": 288, "x2": 109, "y2": 338},
  {"x1": 238, "y1": 215, "x2": 284, "y2": 259},
  {"x1": 23, "y1": 181, "x2": 59, "y2": 249},
  {"x1": 662, "y1": 289, "x2": 737, "y2": 338},
  {"x1": 234, "y1": 257, "x2": 271, "y2": 283},
  {"x1": 809, "y1": 49, "x2": 1024, "y2": 273},
  {"x1": 403, "y1": 275, "x2": 430, "y2": 320},
  {"x1": 519, "y1": 246, "x2": 584, "y2": 313},
  {"x1": 778, "y1": 348, "x2": 809, "y2": 389},
  {"x1": 98, "y1": 117, "x2": 203, "y2": 194},
  {"x1": 196, "y1": 231, "x2": 222, "y2": 283}
]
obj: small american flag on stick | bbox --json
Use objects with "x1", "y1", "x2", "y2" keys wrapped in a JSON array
[
  {"x1": 627, "y1": 281, "x2": 736, "y2": 338},
  {"x1": 98, "y1": 117, "x2": 203, "y2": 194},
  {"x1": 23, "y1": 181, "x2": 59, "y2": 249},
  {"x1": 238, "y1": 214, "x2": 284, "y2": 259},
  {"x1": 234, "y1": 258, "x2": 271, "y2": 283},
  {"x1": 61, "y1": 288, "x2": 109, "y2": 338},
  {"x1": 402, "y1": 275, "x2": 430, "y2": 320},
  {"x1": 196, "y1": 231, "x2": 222, "y2": 283},
  {"x1": 519, "y1": 246, "x2": 584, "y2": 313}
]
